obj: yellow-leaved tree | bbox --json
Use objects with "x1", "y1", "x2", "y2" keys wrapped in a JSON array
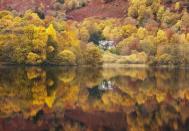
[
  {"x1": 46, "y1": 24, "x2": 57, "y2": 41},
  {"x1": 156, "y1": 29, "x2": 168, "y2": 45},
  {"x1": 24, "y1": 25, "x2": 48, "y2": 64}
]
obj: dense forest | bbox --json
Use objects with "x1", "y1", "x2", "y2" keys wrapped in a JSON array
[{"x1": 0, "y1": 0, "x2": 189, "y2": 66}]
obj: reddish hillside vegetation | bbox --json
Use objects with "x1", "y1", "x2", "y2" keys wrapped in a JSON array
[
  {"x1": 67, "y1": 0, "x2": 129, "y2": 21},
  {"x1": 0, "y1": 0, "x2": 55, "y2": 13}
]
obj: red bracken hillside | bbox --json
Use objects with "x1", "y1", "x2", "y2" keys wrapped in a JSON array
[
  {"x1": 67, "y1": 0, "x2": 129, "y2": 21},
  {"x1": 0, "y1": 0, "x2": 129, "y2": 20},
  {"x1": 0, "y1": 0, "x2": 187, "y2": 21},
  {"x1": 0, "y1": 0, "x2": 55, "y2": 13}
]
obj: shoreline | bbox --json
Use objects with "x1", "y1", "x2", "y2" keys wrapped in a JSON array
[
  {"x1": 103, "y1": 63, "x2": 189, "y2": 69},
  {"x1": 102, "y1": 63, "x2": 149, "y2": 68},
  {"x1": 1, "y1": 62, "x2": 189, "y2": 69}
]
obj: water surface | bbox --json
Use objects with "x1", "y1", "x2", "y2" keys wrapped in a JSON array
[{"x1": 0, "y1": 66, "x2": 189, "y2": 131}]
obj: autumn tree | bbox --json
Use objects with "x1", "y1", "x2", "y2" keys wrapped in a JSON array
[
  {"x1": 57, "y1": 50, "x2": 76, "y2": 65},
  {"x1": 83, "y1": 43, "x2": 103, "y2": 65}
]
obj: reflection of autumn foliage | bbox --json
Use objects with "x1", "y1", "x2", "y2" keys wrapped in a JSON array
[
  {"x1": 0, "y1": 67, "x2": 189, "y2": 130},
  {"x1": 0, "y1": 67, "x2": 56, "y2": 118},
  {"x1": 57, "y1": 67, "x2": 189, "y2": 131}
]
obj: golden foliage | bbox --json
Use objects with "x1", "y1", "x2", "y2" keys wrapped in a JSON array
[
  {"x1": 46, "y1": 24, "x2": 57, "y2": 40},
  {"x1": 83, "y1": 43, "x2": 103, "y2": 65},
  {"x1": 57, "y1": 50, "x2": 76, "y2": 65}
]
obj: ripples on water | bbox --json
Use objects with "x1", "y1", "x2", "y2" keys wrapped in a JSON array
[{"x1": 0, "y1": 66, "x2": 189, "y2": 131}]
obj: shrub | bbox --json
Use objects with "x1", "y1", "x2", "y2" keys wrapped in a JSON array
[
  {"x1": 140, "y1": 36, "x2": 156, "y2": 55},
  {"x1": 78, "y1": 27, "x2": 90, "y2": 42},
  {"x1": 115, "y1": 52, "x2": 148, "y2": 64},
  {"x1": 0, "y1": 11, "x2": 12, "y2": 19},
  {"x1": 122, "y1": 24, "x2": 137, "y2": 37},
  {"x1": 46, "y1": 36, "x2": 58, "y2": 62},
  {"x1": 156, "y1": 44, "x2": 184, "y2": 65},
  {"x1": 156, "y1": 29, "x2": 168, "y2": 45},
  {"x1": 161, "y1": 10, "x2": 180, "y2": 27},
  {"x1": 27, "y1": 52, "x2": 42, "y2": 65},
  {"x1": 57, "y1": 50, "x2": 76, "y2": 65},
  {"x1": 64, "y1": 0, "x2": 89, "y2": 10},
  {"x1": 46, "y1": 24, "x2": 57, "y2": 41},
  {"x1": 116, "y1": 36, "x2": 140, "y2": 55},
  {"x1": 157, "y1": 53, "x2": 173, "y2": 65},
  {"x1": 83, "y1": 43, "x2": 103, "y2": 65}
]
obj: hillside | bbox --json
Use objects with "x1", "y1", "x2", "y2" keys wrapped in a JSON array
[
  {"x1": 0, "y1": 0, "x2": 56, "y2": 13},
  {"x1": 0, "y1": 0, "x2": 129, "y2": 20},
  {"x1": 0, "y1": 0, "x2": 187, "y2": 20},
  {"x1": 67, "y1": 0, "x2": 129, "y2": 20}
]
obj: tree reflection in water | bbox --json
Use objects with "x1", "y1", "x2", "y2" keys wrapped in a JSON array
[{"x1": 0, "y1": 66, "x2": 189, "y2": 130}]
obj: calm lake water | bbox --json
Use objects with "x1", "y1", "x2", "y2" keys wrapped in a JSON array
[{"x1": 0, "y1": 66, "x2": 189, "y2": 131}]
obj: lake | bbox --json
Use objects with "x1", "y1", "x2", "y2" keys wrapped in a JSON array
[{"x1": 0, "y1": 66, "x2": 189, "y2": 131}]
